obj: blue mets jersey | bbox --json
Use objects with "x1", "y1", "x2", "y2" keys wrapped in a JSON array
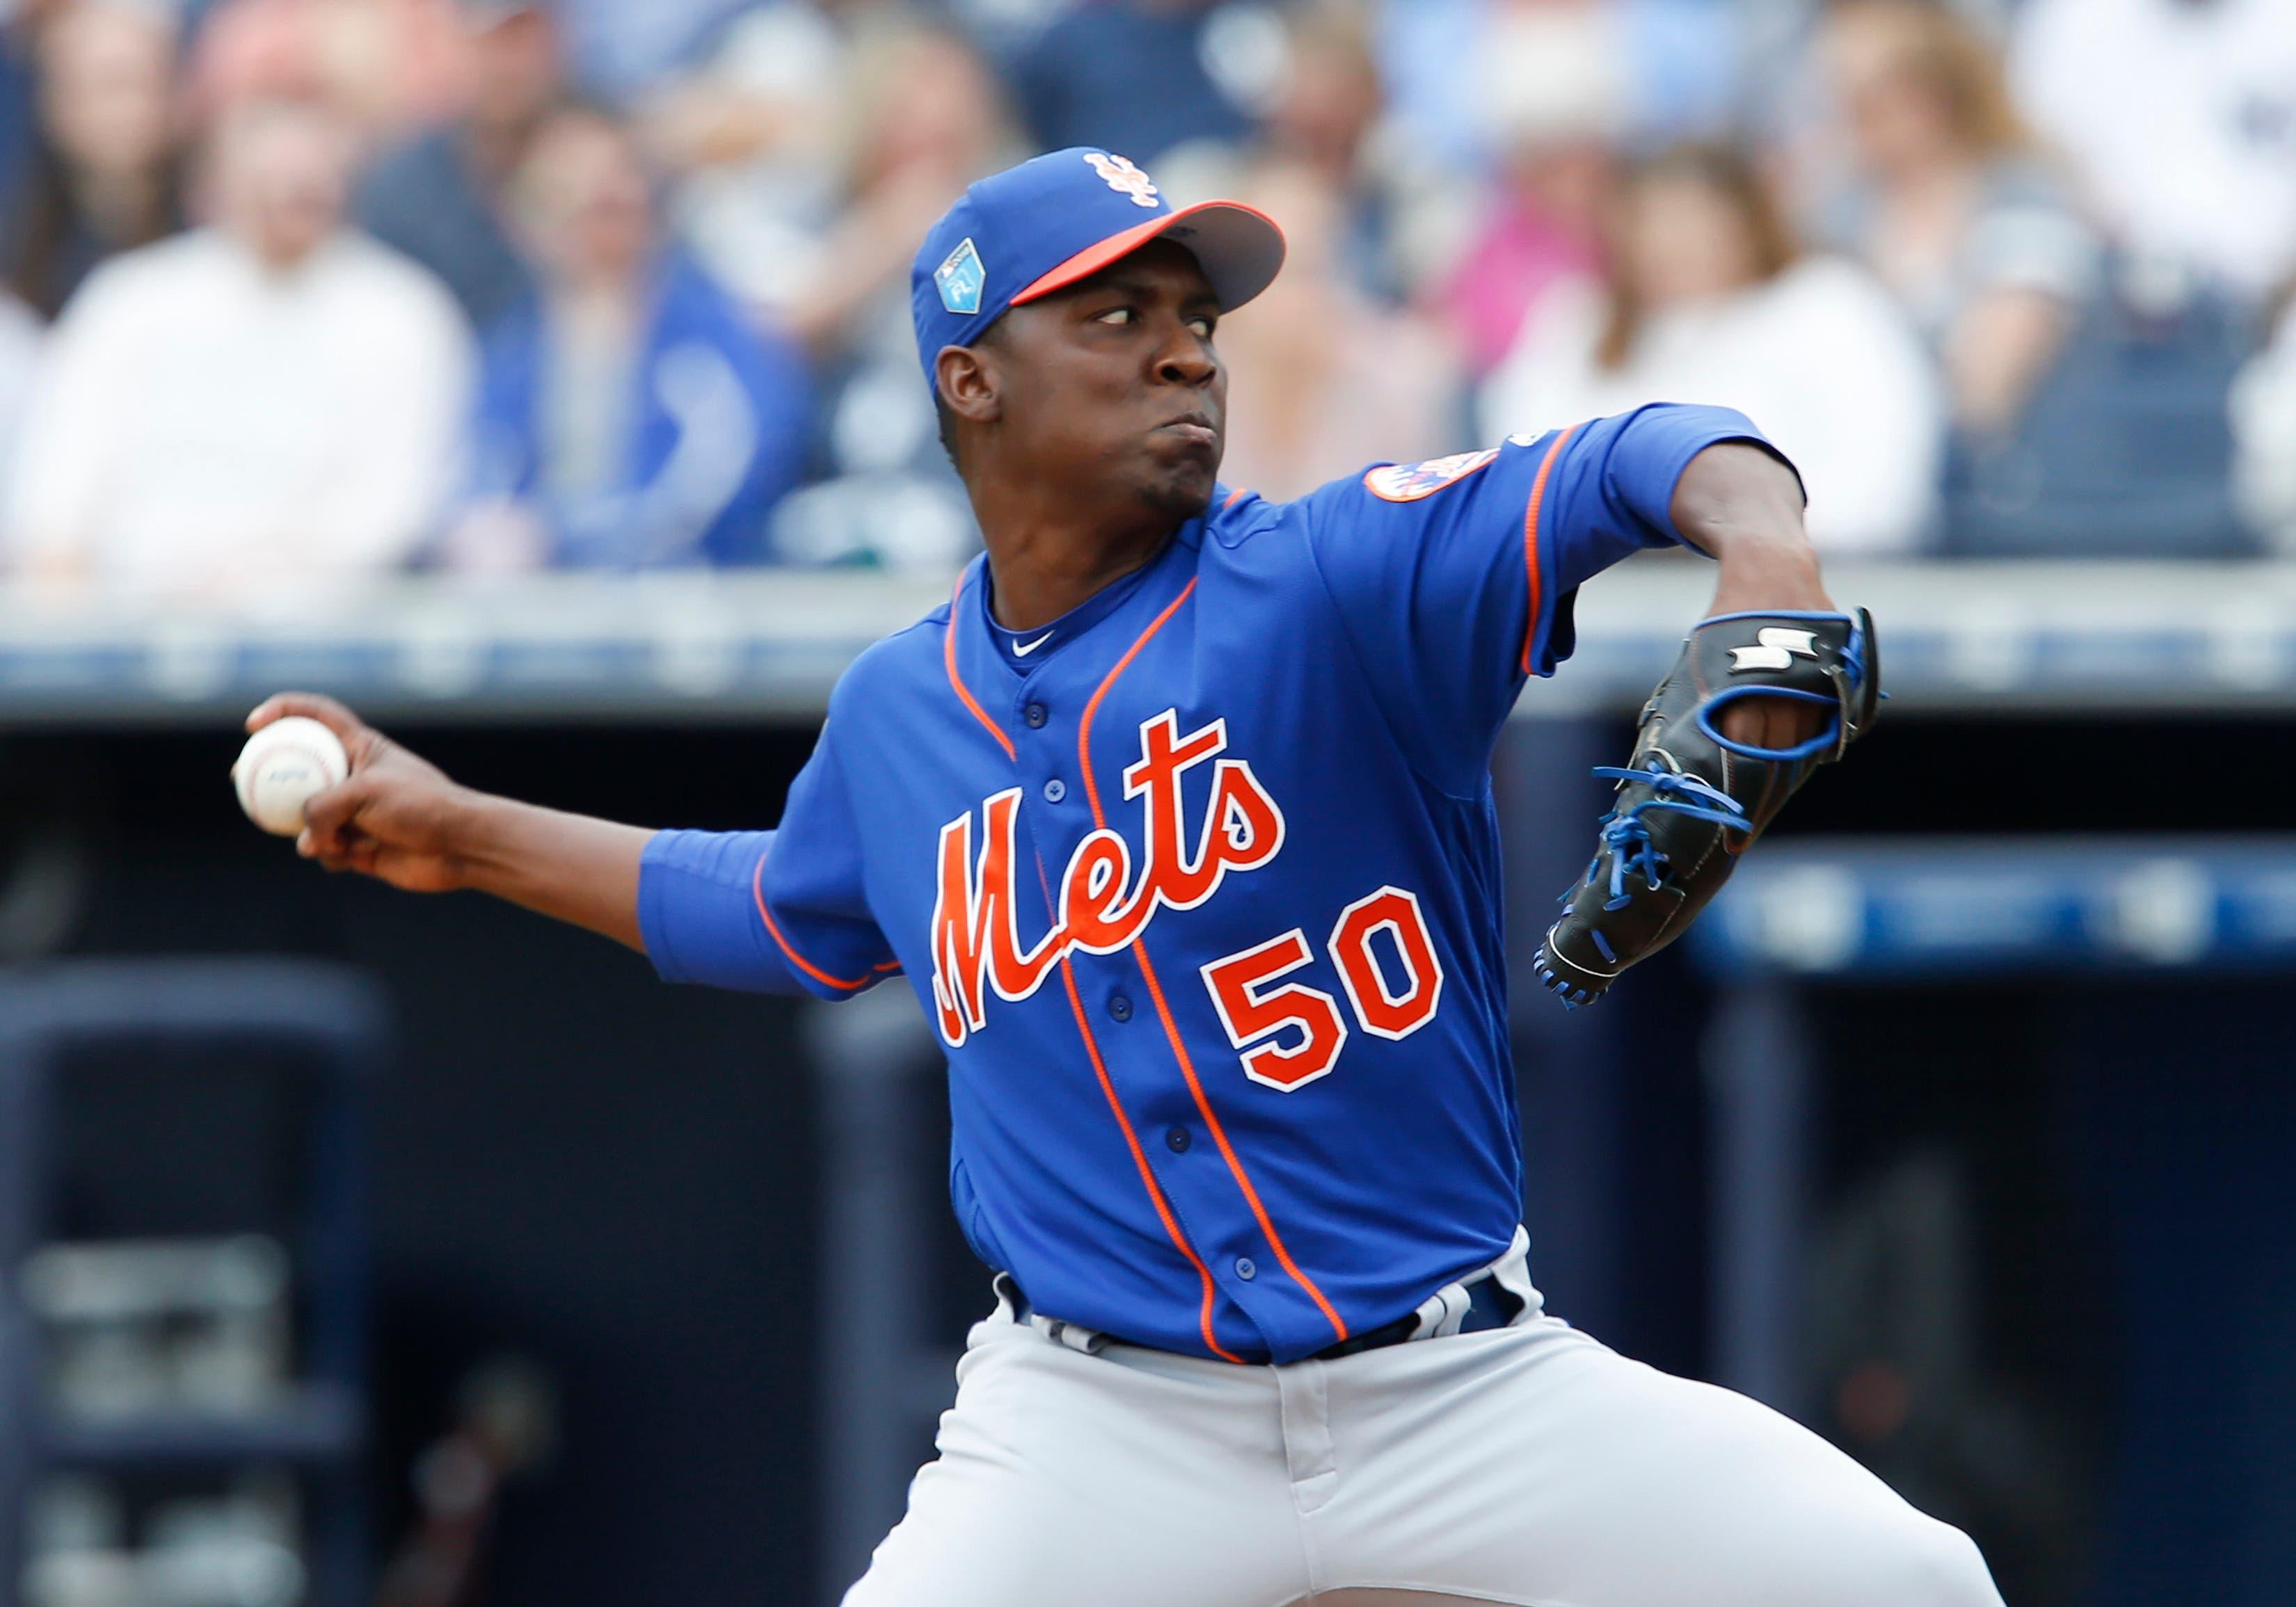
[{"x1": 639, "y1": 403, "x2": 1775, "y2": 1363}]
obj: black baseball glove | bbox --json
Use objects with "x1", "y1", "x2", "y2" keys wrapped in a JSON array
[{"x1": 1531, "y1": 609, "x2": 1880, "y2": 1007}]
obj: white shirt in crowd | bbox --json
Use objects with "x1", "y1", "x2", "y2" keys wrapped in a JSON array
[
  {"x1": 2232, "y1": 298, "x2": 2296, "y2": 551},
  {"x1": 0, "y1": 294, "x2": 42, "y2": 522},
  {"x1": 1477, "y1": 257, "x2": 1942, "y2": 556},
  {"x1": 6, "y1": 229, "x2": 474, "y2": 595},
  {"x1": 2011, "y1": 0, "x2": 2296, "y2": 299}
]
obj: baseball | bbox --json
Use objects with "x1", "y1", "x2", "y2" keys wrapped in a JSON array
[{"x1": 232, "y1": 717, "x2": 350, "y2": 837}]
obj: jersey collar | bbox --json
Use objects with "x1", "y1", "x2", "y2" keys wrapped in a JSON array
[
  {"x1": 948, "y1": 513, "x2": 1209, "y2": 710},
  {"x1": 980, "y1": 554, "x2": 1161, "y2": 669}
]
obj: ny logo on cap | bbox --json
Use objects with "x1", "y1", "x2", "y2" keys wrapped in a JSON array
[
  {"x1": 1085, "y1": 152, "x2": 1161, "y2": 208},
  {"x1": 936, "y1": 237, "x2": 986, "y2": 314}
]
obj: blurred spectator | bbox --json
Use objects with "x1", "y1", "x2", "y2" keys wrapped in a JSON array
[
  {"x1": 1814, "y1": 0, "x2": 2096, "y2": 435},
  {"x1": 1240, "y1": 0, "x2": 1469, "y2": 305},
  {"x1": 550, "y1": 0, "x2": 744, "y2": 103},
  {"x1": 0, "y1": 2, "x2": 70, "y2": 232},
  {"x1": 454, "y1": 103, "x2": 809, "y2": 570},
  {"x1": 732, "y1": 21, "x2": 1014, "y2": 574},
  {"x1": 640, "y1": 0, "x2": 850, "y2": 319},
  {"x1": 191, "y1": 0, "x2": 467, "y2": 147},
  {"x1": 790, "y1": 24, "x2": 1014, "y2": 355},
  {"x1": 1254, "y1": 0, "x2": 1437, "y2": 305},
  {"x1": 1382, "y1": 0, "x2": 1738, "y2": 176},
  {"x1": 670, "y1": 19, "x2": 1013, "y2": 354},
  {"x1": 3, "y1": 97, "x2": 473, "y2": 593},
  {"x1": 8, "y1": 0, "x2": 184, "y2": 319},
  {"x1": 1263, "y1": 2, "x2": 1381, "y2": 196},
  {"x1": 355, "y1": 0, "x2": 560, "y2": 328},
  {"x1": 2232, "y1": 287, "x2": 2296, "y2": 551},
  {"x1": 1011, "y1": 0, "x2": 1266, "y2": 167},
  {"x1": 1215, "y1": 154, "x2": 1458, "y2": 499},
  {"x1": 1434, "y1": 0, "x2": 1620, "y2": 376},
  {"x1": 0, "y1": 289, "x2": 40, "y2": 514},
  {"x1": 1370, "y1": 0, "x2": 1485, "y2": 172},
  {"x1": 2010, "y1": 0, "x2": 2296, "y2": 301},
  {"x1": 1619, "y1": 0, "x2": 1744, "y2": 143},
  {"x1": 1480, "y1": 144, "x2": 1940, "y2": 554}
]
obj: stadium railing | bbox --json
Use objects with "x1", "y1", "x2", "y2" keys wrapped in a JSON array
[{"x1": 0, "y1": 559, "x2": 2290, "y2": 721}]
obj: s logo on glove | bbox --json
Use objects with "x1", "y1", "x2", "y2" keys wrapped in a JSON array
[{"x1": 1727, "y1": 627, "x2": 1820, "y2": 673}]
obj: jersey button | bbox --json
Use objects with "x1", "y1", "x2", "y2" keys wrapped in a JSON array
[
  {"x1": 1165, "y1": 1125, "x2": 1190, "y2": 1153},
  {"x1": 1108, "y1": 993, "x2": 1133, "y2": 1023},
  {"x1": 1042, "y1": 778, "x2": 1066, "y2": 803},
  {"x1": 1023, "y1": 701, "x2": 1049, "y2": 728},
  {"x1": 1234, "y1": 1257, "x2": 1257, "y2": 1281}
]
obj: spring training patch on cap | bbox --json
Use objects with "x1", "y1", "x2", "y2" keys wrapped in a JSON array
[
  {"x1": 1364, "y1": 449, "x2": 1499, "y2": 502},
  {"x1": 936, "y1": 237, "x2": 986, "y2": 314}
]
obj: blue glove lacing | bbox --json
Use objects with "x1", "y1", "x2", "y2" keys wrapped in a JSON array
[{"x1": 1581, "y1": 766, "x2": 1752, "y2": 911}]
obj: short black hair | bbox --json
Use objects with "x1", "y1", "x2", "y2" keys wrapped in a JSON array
[{"x1": 931, "y1": 317, "x2": 1004, "y2": 471}]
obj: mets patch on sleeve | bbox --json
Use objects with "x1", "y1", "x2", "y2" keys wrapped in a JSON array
[{"x1": 1363, "y1": 449, "x2": 1500, "y2": 502}]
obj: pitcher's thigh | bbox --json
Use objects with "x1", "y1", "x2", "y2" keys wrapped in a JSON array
[
  {"x1": 842, "y1": 1331, "x2": 1302, "y2": 1607},
  {"x1": 1320, "y1": 1323, "x2": 2002, "y2": 1607}
]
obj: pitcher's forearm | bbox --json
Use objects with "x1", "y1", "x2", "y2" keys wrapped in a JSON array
[
  {"x1": 451, "y1": 792, "x2": 655, "y2": 952},
  {"x1": 1670, "y1": 442, "x2": 1833, "y2": 616},
  {"x1": 1668, "y1": 441, "x2": 1840, "y2": 753}
]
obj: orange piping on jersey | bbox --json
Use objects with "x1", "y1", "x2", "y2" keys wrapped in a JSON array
[
  {"x1": 945, "y1": 568, "x2": 1017, "y2": 761},
  {"x1": 1077, "y1": 578, "x2": 1196, "y2": 823},
  {"x1": 1057, "y1": 950, "x2": 1243, "y2": 1364},
  {"x1": 1028, "y1": 847, "x2": 1240, "y2": 1361},
  {"x1": 1075, "y1": 581, "x2": 1348, "y2": 1346},
  {"x1": 1222, "y1": 486, "x2": 1251, "y2": 509},
  {"x1": 751, "y1": 850, "x2": 900, "y2": 992},
  {"x1": 1518, "y1": 425, "x2": 1576, "y2": 675},
  {"x1": 1131, "y1": 941, "x2": 1348, "y2": 1344}
]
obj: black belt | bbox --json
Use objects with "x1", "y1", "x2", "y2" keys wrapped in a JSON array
[
  {"x1": 1309, "y1": 1271, "x2": 1523, "y2": 1361},
  {"x1": 1000, "y1": 1268, "x2": 1524, "y2": 1360}
]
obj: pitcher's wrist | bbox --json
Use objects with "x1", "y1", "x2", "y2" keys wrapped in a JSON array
[
  {"x1": 1706, "y1": 540, "x2": 1831, "y2": 616},
  {"x1": 440, "y1": 786, "x2": 516, "y2": 893}
]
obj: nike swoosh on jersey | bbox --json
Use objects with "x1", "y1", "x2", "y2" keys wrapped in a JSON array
[{"x1": 1014, "y1": 632, "x2": 1055, "y2": 657}]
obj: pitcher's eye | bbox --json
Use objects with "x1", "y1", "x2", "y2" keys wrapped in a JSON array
[
  {"x1": 1188, "y1": 316, "x2": 1216, "y2": 339},
  {"x1": 1094, "y1": 307, "x2": 1135, "y2": 326}
]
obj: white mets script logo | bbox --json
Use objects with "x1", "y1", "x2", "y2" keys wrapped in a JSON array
[
  {"x1": 1085, "y1": 151, "x2": 1162, "y2": 208},
  {"x1": 1728, "y1": 627, "x2": 1819, "y2": 673},
  {"x1": 930, "y1": 710, "x2": 1282, "y2": 1048}
]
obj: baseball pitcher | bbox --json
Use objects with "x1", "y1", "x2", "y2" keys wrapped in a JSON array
[{"x1": 251, "y1": 150, "x2": 1987, "y2": 1606}]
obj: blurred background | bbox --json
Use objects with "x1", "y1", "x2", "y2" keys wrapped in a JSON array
[{"x1": 0, "y1": 0, "x2": 2290, "y2": 1602}]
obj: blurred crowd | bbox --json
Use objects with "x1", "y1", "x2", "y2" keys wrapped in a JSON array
[{"x1": 0, "y1": 0, "x2": 2291, "y2": 597}]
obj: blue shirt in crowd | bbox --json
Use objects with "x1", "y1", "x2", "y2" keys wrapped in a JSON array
[{"x1": 470, "y1": 253, "x2": 812, "y2": 568}]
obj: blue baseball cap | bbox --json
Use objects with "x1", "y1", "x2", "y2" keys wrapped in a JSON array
[{"x1": 911, "y1": 147, "x2": 1286, "y2": 393}]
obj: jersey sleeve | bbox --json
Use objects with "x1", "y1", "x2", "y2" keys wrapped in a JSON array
[
  {"x1": 1300, "y1": 403, "x2": 1789, "y2": 796},
  {"x1": 637, "y1": 722, "x2": 900, "y2": 999}
]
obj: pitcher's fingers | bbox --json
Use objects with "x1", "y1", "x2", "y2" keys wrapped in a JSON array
[
  {"x1": 246, "y1": 691, "x2": 367, "y2": 742},
  {"x1": 1717, "y1": 696, "x2": 1769, "y2": 748},
  {"x1": 299, "y1": 831, "x2": 355, "y2": 871},
  {"x1": 301, "y1": 773, "x2": 374, "y2": 856},
  {"x1": 1721, "y1": 694, "x2": 1822, "y2": 752},
  {"x1": 304, "y1": 832, "x2": 371, "y2": 875}
]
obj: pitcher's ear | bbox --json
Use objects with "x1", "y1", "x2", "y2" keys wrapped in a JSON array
[{"x1": 936, "y1": 344, "x2": 1002, "y2": 426}]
